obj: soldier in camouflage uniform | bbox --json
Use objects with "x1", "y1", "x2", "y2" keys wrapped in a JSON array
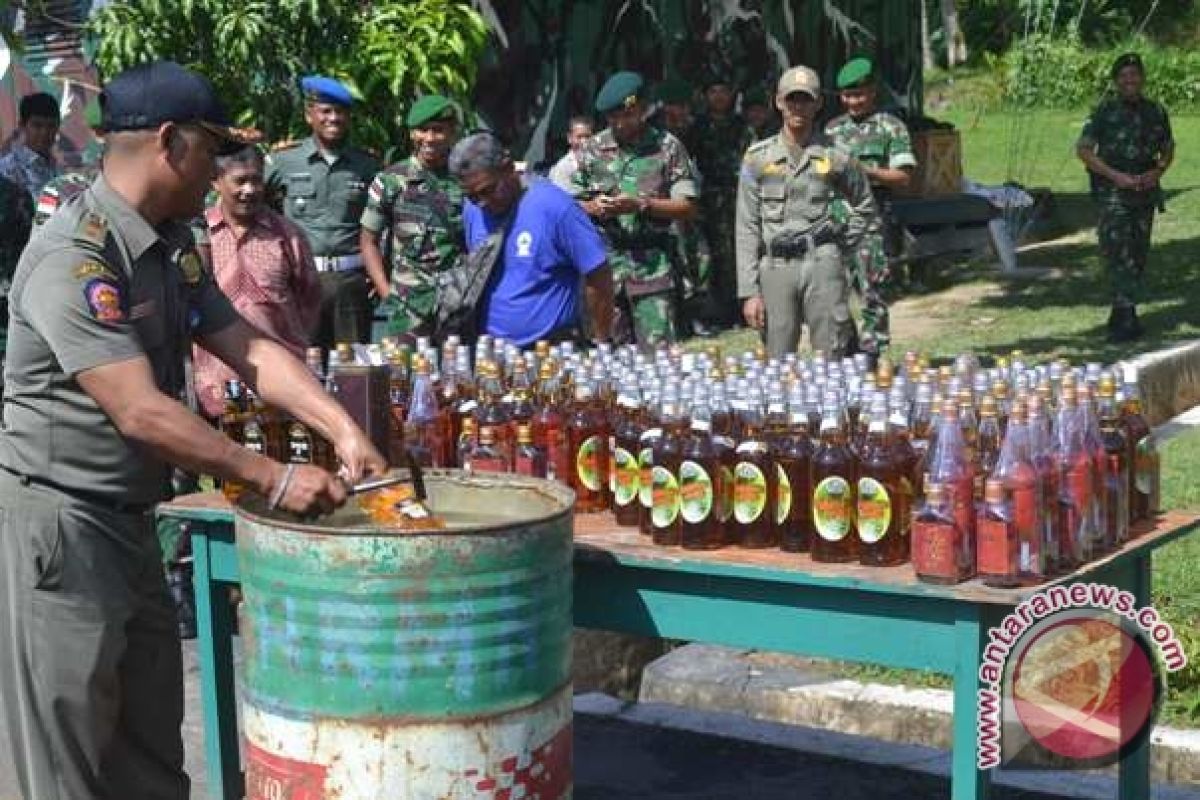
[
  {"x1": 572, "y1": 71, "x2": 699, "y2": 347},
  {"x1": 654, "y1": 78, "x2": 713, "y2": 336},
  {"x1": 824, "y1": 58, "x2": 916, "y2": 361},
  {"x1": 743, "y1": 86, "x2": 780, "y2": 142},
  {"x1": 693, "y1": 77, "x2": 754, "y2": 328},
  {"x1": 1077, "y1": 52, "x2": 1174, "y2": 342},
  {"x1": 360, "y1": 95, "x2": 466, "y2": 338},
  {"x1": 737, "y1": 66, "x2": 878, "y2": 360}
]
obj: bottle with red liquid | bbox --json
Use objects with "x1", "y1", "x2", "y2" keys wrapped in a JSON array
[
  {"x1": 913, "y1": 482, "x2": 971, "y2": 584},
  {"x1": 1026, "y1": 395, "x2": 1061, "y2": 574},
  {"x1": 533, "y1": 360, "x2": 569, "y2": 484},
  {"x1": 1077, "y1": 383, "x2": 1109, "y2": 555},
  {"x1": 514, "y1": 422, "x2": 548, "y2": 478},
  {"x1": 918, "y1": 398, "x2": 975, "y2": 582},
  {"x1": 976, "y1": 395, "x2": 1002, "y2": 501},
  {"x1": 857, "y1": 393, "x2": 907, "y2": 566},
  {"x1": 567, "y1": 381, "x2": 609, "y2": 513},
  {"x1": 811, "y1": 392, "x2": 857, "y2": 563},
  {"x1": 610, "y1": 379, "x2": 644, "y2": 527},
  {"x1": 1054, "y1": 385, "x2": 1092, "y2": 570},
  {"x1": 976, "y1": 479, "x2": 1020, "y2": 587},
  {"x1": 405, "y1": 355, "x2": 444, "y2": 468},
  {"x1": 478, "y1": 361, "x2": 514, "y2": 470},
  {"x1": 994, "y1": 402, "x2": 1046, "y2": 583},
  {"x1": 457, "y1": 416, "x2": 478, "y2": 468},
  {"x1": 465, "y1": 424, "x2": 509, "y2": 474},
  {"x1": 1097, "y1": 377, "x2": 1130, "y2": 548}
]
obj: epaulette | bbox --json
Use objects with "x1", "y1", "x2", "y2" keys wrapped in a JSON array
[
  {"x1": 72, "y1": 209, "x2": 110, "y2": 253},
  {"x1": 269, "y1": 139, "x2": 300, "y2": 153}
]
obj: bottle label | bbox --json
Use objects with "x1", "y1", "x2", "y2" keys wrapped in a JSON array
[
  {"x1": 913, "y1": 519, "x2": 961, "y2": 580},
  {"x1": 469, "y1": 457, "x2": 508, "y2": 474},
  {"x1": 287, "y1": 423, "x2": 312, "y2": 464},
  {"x1": 651, "y1": 465, "x2": 680, "y2": 528},
  {"x1": 776, "y1": 464, "x2": 792, "y2": 525},
  {"x1": 576, "y1": 435, "x2": 603, "y2": 491},
  {"x1": 855, "y1": 477, "x2": 892, "y2": 544},
  {"x1": 679, "y1": 460, "x2": 714, "y2": 523},
  {"x1": 977, "y1": 517, "x2": 1016, "y2": 576},
  {"x1": 638, "y1": 447, "x2": 655, "y2": 508},
  {"x1": 515, "y1": 452, "x2": 546, "y2": 478},
  {"x1": 244, "y1": 428, "x2": 265, "y2": 455},
  {"x1": 718, "y1": 464, "x2": 735, "y2": 523},
  {"x1": 733, "y1": 462, "x2": 768, "y2": 524},
  {"x1": 611, "y1": 447, "x2": 640, "y2": 507},
  {"x1": 813, "y1": 476, "x2": 853, "y2": 542}
]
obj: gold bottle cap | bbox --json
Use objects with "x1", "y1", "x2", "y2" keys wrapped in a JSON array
[
  {"x1": 980, "y1": 394, "x2": 998, "y2": 417},
  {"x1": 517, "y1": 423, "x2": 533, "y2": 444}
]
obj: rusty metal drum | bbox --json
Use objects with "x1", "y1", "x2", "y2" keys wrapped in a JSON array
[{"x1": 235, "y1": 471, "x2": 575, "y2": 800}]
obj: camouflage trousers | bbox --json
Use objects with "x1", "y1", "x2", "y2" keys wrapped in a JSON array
[
  {"x1": 380, "y1": 285, "x2": 436, "y2": 339},
  {"x1": 700, "y1": 188, "x2": 739, "y2": 324},
  {"x1": 848, "y1": 229, "x2": 891, "y2": 356},
  {"x1": 610, "y1": 248, "x2": 678, "y2": 348},
  {"x1": 1097, "y1": 201, "x2": 1155, "y2": 308}
]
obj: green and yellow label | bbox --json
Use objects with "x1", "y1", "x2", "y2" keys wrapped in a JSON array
[
  {"x1": 651, "y1": 465, "x2": 680, "y2": 528},
  {"x1": 733, "y1": 462, "x2": 768, "y2": 524},
  {"x1": 679, "y1": 460, "x2": 714, "y2": 524},
  {"x1": 717, "y1": 464, "x2": 735, "y2": 523},
  {"x1": 576, "y1": 435, "x2": 603, "y2": 491},
  {"x1": 776, "y1": 463, "x2": 792, "y2": 525},
  {"x1": 813, "y1": 475, "x2": 853, "y2": 542},
  {"x1": 638, "y1": 446, "x2": 655, "y2": 507},
  {"x1": 611, "y1": 447, "x2": 640, "y2": 507},
  {"x1": 856, "y1": 477, "x2": 892, "y2": 544}
]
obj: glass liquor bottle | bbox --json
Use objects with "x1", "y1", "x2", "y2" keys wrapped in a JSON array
[
  {"x1": 710, "y1": 381, "x2": 737, "y2": 541},
  {"x1": 976, "y1": 395, "x2": 1002, "y2": 501},
  {"x1": 990, "y1": 402, "x2": 1045, "y2": 584},
  {"x1": 680, "y1": 395, "x2": 723, "y2": 550},
  {"x1": 567, "y1": 381, "x2": 609, "y2": 513},
  {"x1": 386, "y1": 350, "x2": 410, "y2": 466},
  {"x1": 857, "y1": 393, "x2": 906, "y2": 566},
  {"x1": 976, "y1": 479, "x2": 1021, "y2": 587},
  {"x1": 477, "y1": 361, "x2": 513, "y2": 470},
  {"x1": 731, "y1": 388, "x2": 778, "y2": 549},
  {"x1": 514, "y1": 422, "x2": 548, "y2": 478},
  {"x1": 811, "y1": 393, "x2": 857, "y2": 563},
  {"x1": 1026, "y1": 395, "x2": 1061, "y2": 573},
  {"x1": 1098, "y1": 378, "x2": 1130, "y2": 548},
  {"x1": 466, "y1": 425, "x2": 509, "y2": 474},
  {"x1": 610, "y1": 380, "x2": 644, "y2": 527},
  {"x1": 913, "y1": 483, "x2": 970, "y2": 584},
  {"x1": 637, "y1": 400, "x2": 663, "y2": 537},
  {"x1": 650, "y1": 390, "x2": 686, "y2": 546},
  {"x1": 457, "y1": 416, "x2": 478, "y2": 469},
  {"x1": 923, "y1": 399, "x2": 976, "y2": 579},
  {"x1": 219, "y1": 380, "x2": 248, "y2": 501},
  {"x1": 1120, "y1": 365, "x2": 1159, "y2": 526},
  {"x1": 1054, "y1": 386, "x2": 1092, "y2": 571},
  {"x1": 1077, "y1": 384, "x2": 1108, "y2": 555},
  {"x1": 405, "y1": 355, "x2": 442, "y2": 468},
  {"x1": 777, "y1": 385, "x2": 815, "y2": 553}
]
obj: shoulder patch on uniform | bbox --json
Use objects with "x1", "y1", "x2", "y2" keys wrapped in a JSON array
[
  {"x1": 811, "y1": 154, "x2": 832, "y2": 176},
  {"x1": 75, "y1": 211, "x2": 108, "y2": 247},
  {"x1": 83, "y1": 277, "x2": 125, "y2": 323},
  {"x1": 178, "y1": 250, "x2": 204, "y2": 285},
  {"x1": 73, "y1": 260, "x2": 116, "y2": 281}
]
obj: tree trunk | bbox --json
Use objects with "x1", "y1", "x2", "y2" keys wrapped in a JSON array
[
  {"x1": 921, "y1": 0, "x2": 935, "y2": 70},
  {"x1": 940, "y1": 0, "x2": 967, "y2": 67}
]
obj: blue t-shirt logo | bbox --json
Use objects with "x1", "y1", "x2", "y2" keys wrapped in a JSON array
[{"x1": 515, "y1": 229, "x2": 534, "y2": 257}]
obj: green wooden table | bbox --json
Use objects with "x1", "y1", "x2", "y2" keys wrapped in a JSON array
[{"x1": 158, "y1": 492, "x2": 1199, "y2": 800}]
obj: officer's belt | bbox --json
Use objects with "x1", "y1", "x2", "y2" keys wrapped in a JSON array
[
  {"x1": 768, "y1": 228, "x2": 837, "y2": 259},
  {"x1": 314, "y1": 253, "x2": 365, "y2": 273},
  {"x1": 0, "y1": 466, "x2": 155, "y2": 514},
  {"x1": 607, "y1": 231, "x2": 673, "y2": 250}
]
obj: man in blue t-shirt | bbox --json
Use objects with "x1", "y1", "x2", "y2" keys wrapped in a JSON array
[{"x1": 449, "y1": 132, "x2": 613, "y2": 346}]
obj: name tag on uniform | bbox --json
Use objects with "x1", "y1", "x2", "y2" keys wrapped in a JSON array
[{"x1": 287, "y1": 173, "x2": 316, "y2": 197}]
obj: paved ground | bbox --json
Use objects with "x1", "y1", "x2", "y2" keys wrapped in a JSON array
[{"x1": 2, "y1": 640, "x2": 1198, "y2": 799}]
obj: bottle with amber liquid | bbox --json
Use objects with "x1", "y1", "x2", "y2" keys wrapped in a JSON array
[
  {"x1": 610, "y1": 380, "x2": 643, "y2": 527},
  {"x1": 405, "y1": 355, "x2": 442, "y2": 468},
  {"x1": 514, "y1": 422, "x2": 548, "y2": 478},
  {"x1": 465, "y1": 424, "x2": 509, "y2": 474},
  {"x1": 219, "y1": 380, "x2": 248, "y2": 501},
  {"x1": 1077, "y1": 384, "x2": 1108, "y2": 555},
  {"x1": 710, "y1": 381, "x2": 737, "y2": 542},
  {"x1": 680, "y1": 395, "x2": 723, "y2": 550},
  {"x1": 386, "y1": 350, "x2": 410, "y2": 466},
  {"x1": 650, "y1": 390, "x2": 686, "y2": 546},
  {"x1": 888, "y1": 389, "x2": 920, "y2": 525},
  {"x1": 533, "y1": 360, "x2": 569, "y2": 484},
  {"x1": 976, "y1": 395, "x2": 1002, "y2": 501},
  {"x1": 1098, "y1": 378, "x2": 1130, "y2": 548},
  {"x1": 637, "y1": 403, "x2": 663, "y2": 537},
  {"x1": 731, "y1": 388, "x2": 778, "y2": 549},
  {"x1": 457, "y1": 416, "x2": 479, "y2": 469},
  {"x1": 857, "y1": 394, "x2": 906, "y2": 567},
  {"x1": 811, "y1": 393, "x2": 856, "y2": 562},
  {"x1": 567, "y1": 381, "x2": 609, "y2": 513},
  {"x1": 478, "y1": 361, "x2": 514, "y2": 470},
  {"x1": 1120, "y1": 365, "x2": 1159, "y2": 527},
  {"x1": 777, "y1": 385, "x2": 815, "y2": 553}
]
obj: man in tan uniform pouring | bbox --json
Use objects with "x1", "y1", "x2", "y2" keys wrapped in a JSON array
[{"x1": 0, "y1": 60, "x2": 385, "y2": 799}]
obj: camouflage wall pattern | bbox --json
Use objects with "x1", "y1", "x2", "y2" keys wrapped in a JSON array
[{"x1": 470, "y1": 0, "x2": 922, "y2": 167}]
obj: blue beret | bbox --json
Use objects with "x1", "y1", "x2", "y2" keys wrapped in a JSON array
[
  {"x1": 301, "y1": 75, "x2": 354, "y2": 107},
  {"x1": 596, "y1": 71, "x2": 645, "y2": 114}
]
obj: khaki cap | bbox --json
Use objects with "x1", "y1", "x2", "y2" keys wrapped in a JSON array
[{"x1": 776, "y1": 66, "x2": 820, "y2": 99}]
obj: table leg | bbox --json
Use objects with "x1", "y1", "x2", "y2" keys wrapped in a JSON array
[
  {"x1": 1118, "y1": 553, "x2": 1153, "y2": 800},
  {"x1": 193, "y1": 525, "x2": 242, "y2": 800},
  {"x1": 952, "y1": 605, "x2": 991, "y2": 800}
]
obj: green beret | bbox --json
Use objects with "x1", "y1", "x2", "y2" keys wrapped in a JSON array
[
  {"x1": 406, "y1": 94, "x2": 458, "y2": 128},
  {"x1": 595, "y1": 71, "x2": 644, "y2": 114},
  {"x1": 655, "y1": 78, "x2": 693, "y2": 106},
  {"x1": 836, "y1": 57, "x2": 875, "y2": 90}
]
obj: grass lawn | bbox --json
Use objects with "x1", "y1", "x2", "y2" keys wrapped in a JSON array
[{"x1": 692, "y1": 105, "x2": 1200, "y2": 726}]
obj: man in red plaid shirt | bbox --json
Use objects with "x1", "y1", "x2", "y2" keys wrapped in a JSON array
[{"x1": 193, "y1": 145, "x2": 322, "y2": 419}]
